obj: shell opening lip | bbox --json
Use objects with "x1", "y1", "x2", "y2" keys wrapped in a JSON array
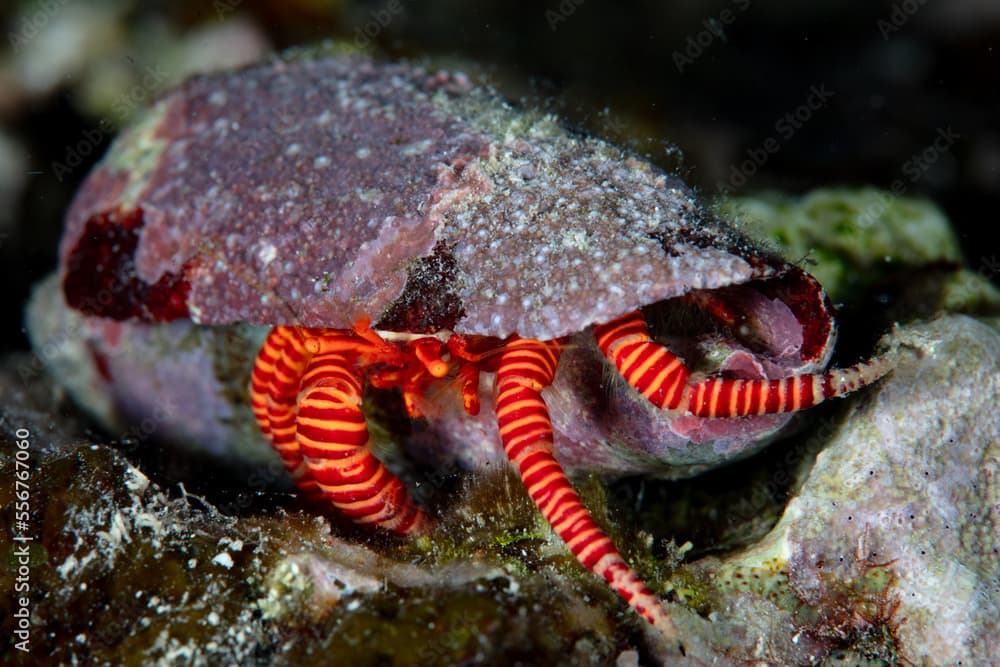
[{"x1": 640, "y1": 271, "x2": 834, "y2": 377}]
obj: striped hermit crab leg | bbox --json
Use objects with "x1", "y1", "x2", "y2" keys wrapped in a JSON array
[
  {"x1": 250, "y1": 326, "x2": 321, "y2": 498},
  {"x1": 594, "y1": 311, "x2": 892, "y2": 418},
  {"x1": 294, "y1": 348, "x2": 428, "y2": 535},
  {"x1": 251, "y1": 327, "x2": 428, "y2": 535},
  {"x1": 495, "y1": 338, "x2": 680, "y2": 641}
]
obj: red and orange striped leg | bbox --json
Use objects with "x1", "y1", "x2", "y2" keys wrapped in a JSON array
[
  {"x1": 251, "y1": 326, "x2": 320, "y2": 498},
  {"x1": 295, "y1": 350, "x2": 427, "y2": 536},
  {"x1": 594, "y1": 312, "x2": 692, "y2": 411},
  {"x1": 495, "y1": 338, "x2": 679, "y2": 640},
  {"x1": 595, "y1": 311, "x2": 892, "y2": 419}
]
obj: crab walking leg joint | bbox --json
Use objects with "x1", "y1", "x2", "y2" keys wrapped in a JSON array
[
  {"x1": 595, "y1": 311, "x2": 892, "y2": 417},
  {"x1": 251, "y1": 327, "x2": 321, "y2": 498},
  {"x1": 295, "y1": 352, "x2": 427, "y2": 534}
]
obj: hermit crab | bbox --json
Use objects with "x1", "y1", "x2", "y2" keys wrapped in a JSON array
[{"x1": 48, "y1": 53, "x2": 890, "y2": 643}]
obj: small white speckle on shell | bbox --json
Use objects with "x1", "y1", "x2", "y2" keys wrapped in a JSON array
[
  {"x1": 401, "y1": 138, "x2": 433, "y2": 155},
  {"x1": 257, "y1": 242, "x2": 277, "y2": 267}
]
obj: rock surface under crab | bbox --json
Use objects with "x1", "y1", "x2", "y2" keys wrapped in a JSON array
[
  {"x1": 676, "y1": 314, "x2": 1000, "y2": 664},
  {"x1": 4, "y1": 313, "x2": 997, "y2": 665}
]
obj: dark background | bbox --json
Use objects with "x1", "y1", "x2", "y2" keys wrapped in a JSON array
[{"x1": 2, "y1": 0, "x2": 997, "y2": 354}]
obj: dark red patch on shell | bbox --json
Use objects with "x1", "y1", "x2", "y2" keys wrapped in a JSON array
[
  {"x1": 376, "y1": 242, "x2": 465, "y2": 333},
  {"x1": 63, "y1": 207, "x2": 191, "y2": 321}
]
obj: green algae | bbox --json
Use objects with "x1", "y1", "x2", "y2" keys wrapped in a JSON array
[
  {"x1": 104, "y1": 99, "x2": 172, "y2": 209},
  {"x1": 719, "y1": 188, "x2": 964, "y2": 302},
  {"x1": 714, "y1": 556, "x2": 800, "y2": 611}
]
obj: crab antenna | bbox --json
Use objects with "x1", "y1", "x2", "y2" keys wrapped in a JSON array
[
  {"x1": 494, "y1": 338, "x2": 680, "y2": 642},
  {"x1": 595, "y1": 311, "x2": 892, "y2": 418}
]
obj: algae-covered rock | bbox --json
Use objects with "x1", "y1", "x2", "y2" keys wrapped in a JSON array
[
  {"x1": 879, "y1": 263, "x2": 1000, "y2": 323},
  {"x1": 0, "y1": 352, "x2": 672, "y2": 666},
  {"x1": 720, "y1": 188, "x2": 965, "y2": 302},
  {"x1": 675, "y1": 315, "x2": 1000, "y2": 664}
]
